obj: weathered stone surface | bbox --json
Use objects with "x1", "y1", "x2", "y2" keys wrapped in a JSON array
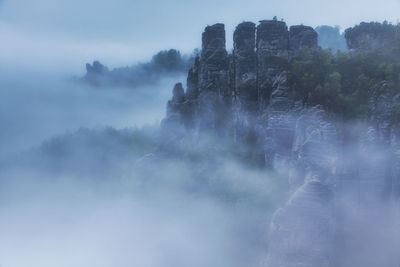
[
  {"x1": 233, "y1": 22, "x2": 258, "y2": 143},
  {"x1": 257, "y1": 20, "x2": 289, "y2": 112},
  {"x1": 289, "y1": 25, "x2": 318, "y2": 56},
  {"x1": 164, "y1": 20, "x2": 321, "y2": 137},
  {"x1": 263, "y1": 70, "x2": 297, "y2": 168},
  {"x1": 233, "y1": 22, "x2": 257, "y2": 115},
  {"x1": 293, "y1": 106, "x2": 338, "y2": 184},
  {"x1": 265, "y1": 181, "x2": 334, "y2": 267},
  {"x1": 166, "y1": 83, "x2": 185, "y2": 121},
  {"x1": 201, "y1": 23, "x2": 228, "y2": 67},
  {"x1": 198, "y1": 23, "x2": 231, "y2": 131},
  {"x1": 182, "y1": 56, "x2": 200, "y2": 128},
  {"x1": 257, "y1": 20, "x2": 289, "y2": 58},
  {"x1": 186, "y1": 56, "x2": 200, "y2": 100}
]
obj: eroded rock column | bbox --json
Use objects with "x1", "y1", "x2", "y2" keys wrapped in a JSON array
[
  {"x1": 256, "y1": 20, "x2": 289, "y2": 112},
  {"x1": 197, "y1": 23, "x2": 231, "y2": 132},
  {"x1": 289, "y1": 25, "x2": 318, "y2": 57},
  {"x1": 233, "y1": 22, "x2": 257, "y2": 116}
]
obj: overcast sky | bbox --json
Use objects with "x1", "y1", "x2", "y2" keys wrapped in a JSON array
[{"x1": 1, "y1": 0, "x2": 400, "y2": 73}]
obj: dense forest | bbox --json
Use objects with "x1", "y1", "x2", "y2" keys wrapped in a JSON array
[{"x1": 292, "y1": 22, "x2": 400, "y2": 119}]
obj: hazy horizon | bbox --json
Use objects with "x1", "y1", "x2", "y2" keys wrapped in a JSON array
[{"x1": 1, "y1": 0, "x2": 400, "y2": 73}]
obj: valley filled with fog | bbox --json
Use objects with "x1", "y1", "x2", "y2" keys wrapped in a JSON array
[
  {"x1": 0, "y1": 70, "x2": 180, "y2": 158},
  {"x1": 1, "y1": 1, "x2": 400, "y2": 267},
  {"x1": 0, "y1": 61, "x2": 279, "y2": 267}
]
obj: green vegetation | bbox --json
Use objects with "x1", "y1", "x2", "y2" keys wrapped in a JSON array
[
  {"x1": 149, "y1": 49, "x2": 194, "y2": 72},
  {"x1": 289, "y1": 47, "x2": 400, "y2": 119},
  {"x1": 345, "y1": 21, "x2": 400, "y2": 52},
  {"x1": 84, "y1": 49, "x2": 197, "y2": 87}
]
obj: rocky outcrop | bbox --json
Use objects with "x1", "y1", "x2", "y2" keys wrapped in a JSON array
[
  {"x1": 166, "y1": 83, "x2": 185, "y2": 120},
  {"x1": 162, "y1": 19, "x2": 324, "y2": 174},
  {"x1": 262, "y1": 72, "x2": 297, "y2": 168},
  {"x1": 162, "y1": 19, "x2": 400, "y2": 267},
  {"x1": 256, "y1": 20, "x2": 290, "y2": 112},
  {"x1": 232, "y1": 22, "x2": 258, "y2": 144},
  {"x1": 84, "y1": 61, "x2": 109, "y2": 87},
  {"x1": 265, "y1": 181, "x2": 334, "y2": 267},
  {"x1": 257, "y1": 23, "x2": 318, "y2": 168},
  {"x1": 293, "y1": 107, "x2": 338, "y2": 185},
  {"x1": 233, "y1": 22, "x2": 257, "y2": 117},
  {"x1": 264, "y1": 106, "x2": 338, "y2": 267},
  {"x1": 164, "y1": 20, "x2": 318, "y2": 139},
  {"x1": 289, "y1": 25, "x2": 318, "y2": 56},
  {"x1": 197, "y1": 23, "x2": 231, "y2": 132}
]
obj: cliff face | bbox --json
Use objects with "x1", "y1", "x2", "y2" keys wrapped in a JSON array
[
  {"x1": 165, "y1": 20, "x2": 318, "y2": 136},
  {"x1": 163, "y1": 20, "x2": 400, "y2": 267}
]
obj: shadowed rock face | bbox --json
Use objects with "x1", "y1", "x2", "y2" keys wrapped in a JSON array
[
  {"x1": 201, "y1": 23, "x2": 227, "y2": 65},
  {"x1": 289, "y1": 25, "x2": 318, "y2": 56},
  {"x1": 234, "y1": 22, "x2": 257, "y2": 115},
  {"x1": 166, "y1": 83, "x2": 185, "y2": 123},
  {"x1": 257, "y1": 20, "x2": 289, "y2": 58},
  {"x1": 257, "y1": 23, "x2": 319, "y2": 169},
  {"x1": 164, "y1": 20, "x2": 318, "y2": 137},
  {"x1": 257, "y1": 20, "x2": 290, "y2": 112},
  {"x1": 198, "y1": 23, "x2": 231, "y2": 131},
  {"x1": 186, "y1": 56, "x2": 200, "y2": 100},
  {"x1": 163, "y1": 20, "x2": 321, "y2": 167},
  {"x1": 233, "y1": 22, "x2": 258, "y2": 143}
]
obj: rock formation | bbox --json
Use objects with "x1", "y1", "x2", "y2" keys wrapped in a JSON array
[
  {"x1": 163, "y1": 19, "x2": 400, "y2": 267},
  {"x1": 265, "y1": 181, "x2": 334, "y2": 267},
  {"x1": 233, "y1": 22, "x2": 257, "y2": 122},
  {"x1": 197, "y1": 23, "x2": 231, "y2": 132},
  {"x1": 164, "y1": 19, "x2": 318, "y2": 143}
]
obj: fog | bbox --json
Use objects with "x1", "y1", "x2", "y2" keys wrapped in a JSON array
[
  {"x1": 0, "y1": 69, "x2": 182, "y2": 158},
  {"x1": 0, "y1": 170, "x2": 263, "y2": 267},
  {"x1": 0, "y1": 56, "x2": 282, "y2": 267},
  {"x1": 0, "y1": 73, "x2": 399, "y2": 266},
  {"x1": 0, "y1": 128, "x2": 287, "y2": 267},
  {"x1": 1, "y1": 0, "x2": 400, "y2": 266}
]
